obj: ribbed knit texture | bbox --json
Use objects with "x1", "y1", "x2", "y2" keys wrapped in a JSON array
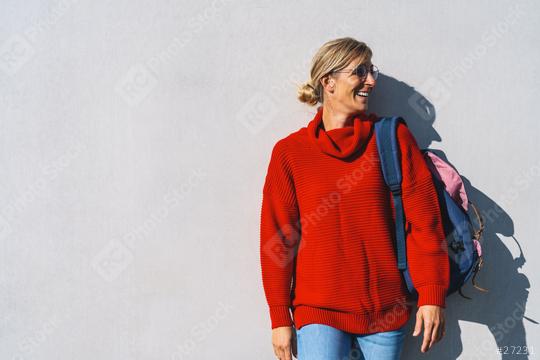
[{"x1": 260, "y1": 107, "x2": 450, "y2": 333}]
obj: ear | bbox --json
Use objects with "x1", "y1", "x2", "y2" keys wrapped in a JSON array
[{"x1": 320, "y1": 74, "x2": 335, "y2": 93}]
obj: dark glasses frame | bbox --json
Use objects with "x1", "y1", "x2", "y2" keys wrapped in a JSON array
[{"x1": 332, "y1": 63, "x2": 379, "y2": 80}]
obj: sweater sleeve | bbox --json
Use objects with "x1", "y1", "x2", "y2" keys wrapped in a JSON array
[
  {"x1": 397, "y1": 123, "x2": 450, "y2": 308},
  {"x1": 260, "y1": 139, "x2": 301, "y2": 329}
]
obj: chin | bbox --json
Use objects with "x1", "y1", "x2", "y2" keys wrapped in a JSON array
[{"x1": 353, "y1": 103, "x2": 368, "y2": 112}]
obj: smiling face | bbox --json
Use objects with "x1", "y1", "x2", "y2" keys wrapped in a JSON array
[{"x1": 321, "y1": 56, "x2": 376, "y2": 115}]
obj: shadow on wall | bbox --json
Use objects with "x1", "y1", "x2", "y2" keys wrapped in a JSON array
[{"x1": 368, "y1": 73, "x2": 537, "y2": 360}]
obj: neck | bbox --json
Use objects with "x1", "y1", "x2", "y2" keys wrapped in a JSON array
[{"x1": 320, "y1": 103, "x2": 365, "y2": 131}]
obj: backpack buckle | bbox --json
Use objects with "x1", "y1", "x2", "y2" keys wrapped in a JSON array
[{"x1": 389, "y1": 184, "x2": 402, "y2": 195}]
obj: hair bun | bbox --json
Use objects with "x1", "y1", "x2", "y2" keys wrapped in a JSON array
[{"x1": 297, "y1": 82, "x2": 320, "y2": 106}]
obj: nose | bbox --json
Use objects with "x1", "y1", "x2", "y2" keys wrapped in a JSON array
[{"x1": 364, "y1": 71, "x2": 376, "y2": 85}]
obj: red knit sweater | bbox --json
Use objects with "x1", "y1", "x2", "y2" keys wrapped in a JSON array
[{"x1": 260, "y1": 106, "x2": 450, "y2": 334}]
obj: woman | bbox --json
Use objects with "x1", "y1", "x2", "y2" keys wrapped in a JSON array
[{"x1": 260, "y1": 37, "x2": 449, "y2": 360}]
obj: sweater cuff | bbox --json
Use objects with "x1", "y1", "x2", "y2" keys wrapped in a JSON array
[
  {"x1": 269, "y1": 305, "x2": 293, "y2": 329},
  {"x1": 416, "y1": 285, "x2": 447, "y2": 308}
]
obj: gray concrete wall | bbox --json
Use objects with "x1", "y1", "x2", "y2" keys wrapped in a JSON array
[{"x1": 0, "y1": 0, "x2": 538, "y2": 359}]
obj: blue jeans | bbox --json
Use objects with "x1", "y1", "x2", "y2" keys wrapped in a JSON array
[{"x1": 296, "y1": 323, "x2": 407, "y2": 360}]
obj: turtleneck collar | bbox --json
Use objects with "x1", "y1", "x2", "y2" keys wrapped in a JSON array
[{"x1": 307, "y1": 106, "x2": 378, "y2": 159}]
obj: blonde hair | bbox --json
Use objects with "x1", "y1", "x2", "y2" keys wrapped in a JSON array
[{"x1": 297, "y1": 37, "x2": 373, "y2": 106}]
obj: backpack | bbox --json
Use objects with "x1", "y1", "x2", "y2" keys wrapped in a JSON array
[{"x1": 374, "y1": 116, "x2": 488, "y2": 300}]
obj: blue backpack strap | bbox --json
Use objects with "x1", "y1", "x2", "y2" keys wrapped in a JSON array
[{"x1": 374, "y1": 117, "x2": 407, "y2": 271}]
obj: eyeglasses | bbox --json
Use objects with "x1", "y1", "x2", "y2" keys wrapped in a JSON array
[{"x1": 332, "y1": 63, "x2": 379, "y2": 80}]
